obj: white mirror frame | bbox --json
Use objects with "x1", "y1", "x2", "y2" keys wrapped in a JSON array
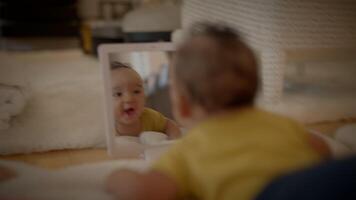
[{"x1": 98, "y1": 42, "x2": 175, "y2": 157}]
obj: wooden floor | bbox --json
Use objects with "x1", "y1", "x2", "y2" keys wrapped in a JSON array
[
  {"x1": 0, "y1": 148, "x2": 113, "y2": 170},
  {"x1": 305, "y1": 117, "x2": 356, "y2": 135},
  {"x1": 0, "y1": 118, "x2": 355, "y2": 170}
]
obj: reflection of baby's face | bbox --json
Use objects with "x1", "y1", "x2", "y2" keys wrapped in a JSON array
[{"x1": 111, "y1": 68, "x2": 145, "y2": 125}]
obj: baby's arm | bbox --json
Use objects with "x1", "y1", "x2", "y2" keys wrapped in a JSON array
[
  {"x1": 308, "y1": 132, "x2": 331, "y2": 158},
  {"x1": 164, "y1": 119, "x2": 181, "y2": 139},
  {"x1": 106, "y1": 169, "x2": 179, "y2": 200},
  {"x1": 0, "y1": 165, "x2": 16, "y2": 182}
]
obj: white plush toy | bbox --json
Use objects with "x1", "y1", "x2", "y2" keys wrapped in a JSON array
[
  {"x1": 140, "y1": 131, "x2": 177, "y2": 161},
  {"x1": 0, "y1": 84, "x2": 27, "y2": 130},
  {"x1": 112, "y1": 132, "x2": 176, "y2": 160},
  {"x1": 139, "y1": 131, "x2": 168, "y2": 145}
]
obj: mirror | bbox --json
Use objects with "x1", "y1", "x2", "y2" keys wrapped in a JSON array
[{"x1": 99, "y1": 42, "x2": 178, "y2": 158}]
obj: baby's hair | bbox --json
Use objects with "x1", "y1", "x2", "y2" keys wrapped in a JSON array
[
  {"x1": 173, "y1": 21, "x2": 259, "y2": 111},
  {"x1": 110, "y1": 61, "x2": 131, "y2": 70}
]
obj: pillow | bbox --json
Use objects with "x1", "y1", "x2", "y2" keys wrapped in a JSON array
[
  {"x1": 122, "y1": 2, "x2": 181, "y2": 32},
  {"x1": 0, "y1": 50, "x2": 106, "y2": 155},
  {"x1": 0, "y1": 84, "x2": 27, "y2": 130}
]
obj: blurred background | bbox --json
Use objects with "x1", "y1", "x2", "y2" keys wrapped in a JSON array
[
  {"x1": 0, "y1": 0, "x2": 181, "y2": 156},
  {"x1": 0, "y1": 0, "x2": 181, "y2": 52},
  {"x1": 0, "y1": 0, "x2": 355, "y2": 162}
]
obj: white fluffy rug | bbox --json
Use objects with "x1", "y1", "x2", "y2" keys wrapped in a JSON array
[
  {"x1": 0, "y1": 50, "x2": 106, "y2": 155},
  {"x1": 0, "y1": 159, "x2": 149, "y2": 200}
]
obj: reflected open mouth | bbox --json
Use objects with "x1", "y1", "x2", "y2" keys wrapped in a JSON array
[{"x1": 123, "y1": 107, "x2": 136, "y2": 117}]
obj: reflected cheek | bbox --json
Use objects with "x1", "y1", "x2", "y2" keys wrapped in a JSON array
[{"x1": 113, "y1": 100, "x2": 122, "y2": 116}]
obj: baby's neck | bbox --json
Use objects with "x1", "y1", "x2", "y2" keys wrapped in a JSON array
[
  {"x1": 116, "y1": 120, "x2": 142, "y2": 137},
  {"x1": 189, "y1": 105, "x2": 254, "y2": 127}
]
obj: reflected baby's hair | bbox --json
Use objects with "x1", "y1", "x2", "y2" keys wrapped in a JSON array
[
  {"x1": 110, "y1": 61, "x2": 131, "y2": 70},
  {"x1": 110, "y1": 61, "x2": 143, "y2": 84},
  {"x1": 173, "y1": 21, "x2": 259, "y2": 111}
]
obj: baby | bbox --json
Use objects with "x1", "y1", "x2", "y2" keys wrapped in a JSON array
[
  {"x1": 111, "y1": 62, "x2": 181, "y2": 139},
  {"x1": 108, "y1": 22, "x2": 329, "y2": 200}
]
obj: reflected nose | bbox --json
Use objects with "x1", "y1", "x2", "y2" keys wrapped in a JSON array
[{"x1": 123, "y1": 93, "x2": 133, "y2": 102}]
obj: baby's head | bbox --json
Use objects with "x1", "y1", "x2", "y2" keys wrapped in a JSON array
[
  {"x1": 111, "y1": 62, "x2": 145, "y2": 125},
  {"x1": 169, "y1": 22, "x2": 259, "y2": 126}
]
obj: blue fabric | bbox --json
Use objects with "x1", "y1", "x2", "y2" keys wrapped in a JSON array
[{"x1": 256, "y1": 156, "x2": 356, "y2": 200}]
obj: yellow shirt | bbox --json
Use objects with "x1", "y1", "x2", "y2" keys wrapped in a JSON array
[
  {"x1": 152, "y1": 108, "x2": 320, "y2": 200},
  {"x1": 141, "y1": 108, "x2": 167, "y2": 132}
]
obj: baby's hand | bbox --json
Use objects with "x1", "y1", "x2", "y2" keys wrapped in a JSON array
[
  {"x1": 106, "y1": 169, "x2": 179, "y2": 200},
  {"x1": 106, "y1": 169, "x2": 146, "y2": 200},
  {"x1": 0, "y1": 165, "x2": 16, "y2": 182},
  {"x1": 165, "y1": 119, "x2": 182, "y2": 139}
]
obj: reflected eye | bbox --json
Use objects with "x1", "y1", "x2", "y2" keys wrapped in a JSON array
[
  {"x1": 113, "y1": 92, "x2": 122, "y2": 97},
  {"x1": 133, "y1": 89, "x2": 141, "y2": 94}
]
